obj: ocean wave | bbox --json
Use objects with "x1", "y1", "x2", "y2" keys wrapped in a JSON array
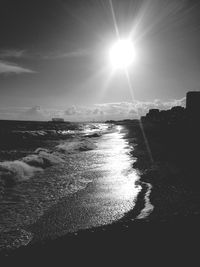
[
  {"x1": 0, "y1": 160, "x2": 42, "y2": 186},
  {"x1": 0, "y1": 147, "x2": 67, "y2": 188},
  {"x1": 0, "y1": 126, "x2": 102, "y2": 191},
  {"x1": 11, "y1": 126, "x2": 102, "y2": 138},
  {"x1": 0, "y1": 137, "x2": 97, "y2": 189},
  {"x1": 56, "y1": 138, "x2": 97, "y2": 153},
  {"x1": 22, "y1": 148, "x2": 65, "y2": 168},
  {"x1": 7, "y1": 129, "x2": 78, "y2": 140},
  {"x1": 85, "y1": 132, "x2": 102, "y2": 138}
]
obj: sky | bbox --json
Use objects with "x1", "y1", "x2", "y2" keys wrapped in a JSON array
[{"x1": 0, "y1": 0, "x2": 199, "y2": 121}]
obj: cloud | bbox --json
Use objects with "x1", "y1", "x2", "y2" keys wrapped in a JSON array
[
  {"x1": 0, "y1": 106, "x2": 65, "y2": 121},
  {"x1": 0, "y1": 48, "x2": 89, "y2": 62},
  {"x1": 0, "y1": 49, "x2": 25, "y2": 59},
  {"x1": 21, "y1": 106, "x2": 45, "y2": 120},
  {"x1": 0, "y1": 106, "x2": 49, "y2": 121},
  {"x1": 0, "y1": 97, "x2": 186, "y2": 121},
  {"x1": 0, "y1": 61, "x2": 35, "y2": 74},
  {"x1": 65, "y1": 106, "x2": 79, "y2": 116},
  {"x1": 0, "y1": 49, "x2": 36, "y2": 74},
  {"x1": 42, "y1": 49, "x2": 90, "y2": 60},
  {"x1": 64, "y1": 98, "x2": 186, "y2": 121}
]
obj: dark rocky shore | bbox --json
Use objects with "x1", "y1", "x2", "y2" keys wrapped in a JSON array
[{"x1": 1, "y1": 120, "x2": 200, "y2": 264}]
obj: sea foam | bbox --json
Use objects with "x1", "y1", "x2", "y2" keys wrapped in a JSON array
[
  {"x1": 56, "y1": 138, "x2": 97, "y2": 153},
  {"x1": 0, "y1": 132, "x2": 99, "y2": 189},
  {"x1": 0, "y1": 160, "x2": 42, "y2": 185},
  {"x1": 0, "y1": 148, "x2": 66, "y2": 188}
]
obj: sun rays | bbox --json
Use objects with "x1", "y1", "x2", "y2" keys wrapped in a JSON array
[{"x1": 106, "y1": 0, "x2": 154, "y2": 164}]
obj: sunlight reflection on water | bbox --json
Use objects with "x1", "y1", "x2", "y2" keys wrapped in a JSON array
[
  {"x1": 97, "y1": 125, "x2": 141, "y2": 204},
  {"x1": 0, "y1": 124, "x2": 143, "y2": 248}
]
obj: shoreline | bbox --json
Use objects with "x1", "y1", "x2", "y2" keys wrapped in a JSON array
[
  {"x1": 0, "y1": 123, "x2": 149, "y2": 259},
  {"x1": 124, "y1": 120, "x2": 200, "y2": 222},
  {"x1": 1, "y1": 121, "x2": 200, "y2": 262}
]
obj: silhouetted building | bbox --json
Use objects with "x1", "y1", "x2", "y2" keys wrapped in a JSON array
[
  {"x1": 141, "y1": 91, "x2": 200, "y2": 124},
  {"x1": 146, "y1": 109, "x2": 160, "y2": 122},
  {"x1": 171, "y1": 106, "x2": 185, "y2": 113},
  {"x1": 170, "y1": 106, "x2": 185, "y2": 122},
  {"x1": 142, "y1": 106, "x2": 186, "y2": 124},
  {"x1": 186, "y1": 91, "x2": 200, "y2": 117}
]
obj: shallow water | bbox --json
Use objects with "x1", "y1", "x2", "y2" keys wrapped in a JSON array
[{"x1": 0, "y1": 123, "x2": 146, "y2": 250}]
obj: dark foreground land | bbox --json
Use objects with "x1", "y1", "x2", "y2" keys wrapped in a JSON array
[
  {"x1": 124, "y1": 118, "x2": 200, "y2": 222},
  {"x1": 1, "y1": 119, "x2": 200, "y2": 265}
]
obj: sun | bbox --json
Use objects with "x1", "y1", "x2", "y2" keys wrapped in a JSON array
[{"x1": 109, "y1": 39, "x2": 136, "y2": 70}]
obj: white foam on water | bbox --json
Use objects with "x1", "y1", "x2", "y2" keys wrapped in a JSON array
[
  {"x1": 137, "y1": 182, "x2": 154, "y2": 219},
  {"x1": 22, "y1": 154, "x2": 45, "y2": 168},
  {"x1": 36, "y1": 151, "x2": 65, "y2": 165},
  {"x1": 0, "y1": 123, "x2": 110, "y2": 250},
  {"x1": 0, "y1": 160, "x2": 42, "y2": 183},
  {"x1": 0, "y1": 123, "x2": 155, "y2": 252},
  {"x1": 56, "y1": 138, "x2": 97, "y2": 153},
  {"x1": 0, "y1": 130, "x2": 100, "y2": 190},
  {"x1": 23, "y1": 147, "x2": 66, "y2": 168},
  {"x1": 34, "y1": 147, "x2": 49, "y2": 154},
  {"x1": 0, "y1": 147, "x2": 67, "y2": 187}
]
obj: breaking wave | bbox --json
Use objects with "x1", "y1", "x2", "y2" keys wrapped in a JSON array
[
  {"x1": 23, "y1": 149, "x2": 65, "y2": 168},
  {"x1": 0, "y1": 135, "x2": 99, "y2": 191},
  {"x1": 56, "y1": 138, "x2": 97, "y2": 153},
  {"x1": 0, "y1": 122, "x2": 113, "y2": 250},
  {"x1": 0, "y1": 160, "x2": 42, "y2": 185},
  {"x1": 11, "y1": 129, "x2": 78, "y2": 138}
]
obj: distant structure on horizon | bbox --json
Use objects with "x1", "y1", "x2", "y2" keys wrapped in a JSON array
[{"x1": 51, "y1": 118, "x2": 64, "y2": 122}]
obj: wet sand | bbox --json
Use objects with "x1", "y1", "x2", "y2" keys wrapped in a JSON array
[{"x1": 2, "y1": 210, "x2": 199, "y2": 265}]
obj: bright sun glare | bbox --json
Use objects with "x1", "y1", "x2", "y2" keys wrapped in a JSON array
[{"x1": 109, "y1": 39, "x2": 136, "y2": 70}]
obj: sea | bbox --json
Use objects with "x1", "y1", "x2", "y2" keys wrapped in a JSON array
[{"x1": 0, "y1": 120, "x2": 152, "y2": 251}]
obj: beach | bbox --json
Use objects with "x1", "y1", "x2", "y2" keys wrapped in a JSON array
[
  {"x1": 0, "y1": 121, "x2": 146, "y2": 257},
  {"x1": 1, "y1": 120, "x2": 199, "y2": 264}
]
